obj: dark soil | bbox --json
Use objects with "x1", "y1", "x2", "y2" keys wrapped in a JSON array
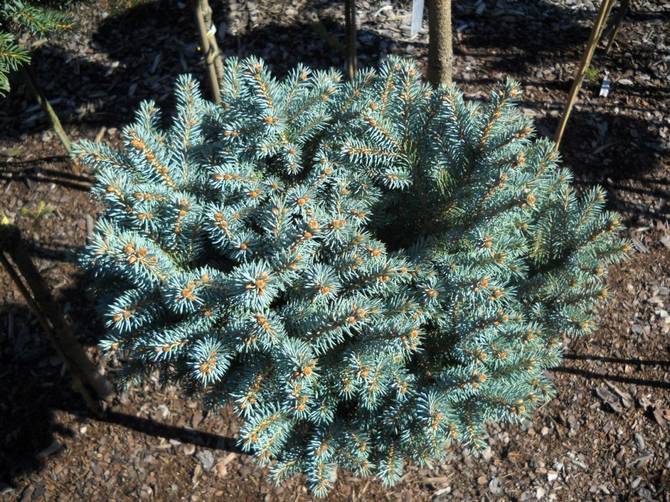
[{"x1": 1, "y1": 0, "x2": 669, "y2": 500}]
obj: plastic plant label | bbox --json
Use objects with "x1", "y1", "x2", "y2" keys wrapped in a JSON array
[
  {"x1": 410, "y1": 0, "x2": 424, "y2": 37},
  {"x1": 599, "y1": 75, "x2": 611, "y2": 98}
]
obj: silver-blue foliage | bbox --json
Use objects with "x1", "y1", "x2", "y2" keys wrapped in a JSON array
[{"x1": 75, "y1": 57, "x2": 628, "y2": 496}]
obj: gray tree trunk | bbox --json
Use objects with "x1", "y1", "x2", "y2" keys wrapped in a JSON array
[{"x1": 427, "y1": 0, "x2": 453, "y2": 87}]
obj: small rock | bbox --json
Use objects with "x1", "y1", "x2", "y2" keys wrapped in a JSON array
[
  {"x1": 139, "y1": 484, "x2": 152, "y2": 499},
  {"x1": 536, "y1": 486, "x2": 546, "y2": 499},
  {"x1": 605, "y1": 382, "x2": 633, "y2": 409},
  {"x1": 488, "y1": 477, "x2": 503, "y2": 495},
  {"x1": 119, "y1": 391, "x2": 130, "y2": 405},
  {"x1": 652, "y1": 407, "x2": 668, "y2": 427},
  {"x1": 638, "y1": 487, "x2": 654, "y2": 500},
  {"x1": 520, "y1": 419, "x2": 533, "y2": 431},
  {"x1": 196, "y1": 450, "x2": 215, "y2": 471},
  {"x1": 547, "y1": 470, "x2": 558, "y2": 482},
  {"x1": 0, "y1": 483, "x2": 14, "y2": 496},
  {"x1": 191, "y1": 410, "x2": 203, "y2": 429},
  {"x1": 627, "y1": 454, "x2": 653, "y2": 469},
  {"x1": 182, "y1": 444, "x2": 196, "y2": 455},
  {"x1": 191, "y1": 463, "x2": 203, "y2": 485}
]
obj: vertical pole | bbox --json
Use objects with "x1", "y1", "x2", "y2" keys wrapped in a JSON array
[
  {"x1": 345, "y1": 0, "x2": 357, "y2": 80},
  {"x1": 427, "y1": 0, "x2": 453, "y2": 87},
  {"x1": 595, "y1": 0, "x2": 616, "y2": 42},
  {"x1": 553, "y1": 0, "x2": 614, "y2": 149},
  {"x1": 193, "y1": 0, "x2": 222, "y2": 103},
  {"x1": 604, "y1": 0, "x2": 630, "y2": 54},
  {"x1": 200, "y1": 0, "x2": 225, "y2": 80}
]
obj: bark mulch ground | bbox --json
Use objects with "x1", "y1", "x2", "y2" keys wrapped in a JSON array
[{"x1": 1, "y1": 0, "x2": 669, "y2": 500}]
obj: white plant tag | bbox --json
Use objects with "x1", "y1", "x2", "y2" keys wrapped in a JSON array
[
  {"x1": 599, "y1": 74, "x2": 611, "y2": 98},
  {"x1": 410, "y1": 0, "x2": 424, "y2": 38}
]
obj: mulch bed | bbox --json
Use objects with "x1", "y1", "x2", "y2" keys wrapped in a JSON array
[{"x1": 1, "y1": 0, "x2": 669, "y2": 500}]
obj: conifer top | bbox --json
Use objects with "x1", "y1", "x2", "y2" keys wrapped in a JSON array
[{"x1": 76, "y1": 57, "x2": 627, "y2": 496}]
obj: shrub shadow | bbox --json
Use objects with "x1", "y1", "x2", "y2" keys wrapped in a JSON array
[
  {"x1": 0, "y1": 276, "x2": 240, "y2": 488},
  {"x1": 534, "y1": 109, "x2": 669, "y2": 223}
]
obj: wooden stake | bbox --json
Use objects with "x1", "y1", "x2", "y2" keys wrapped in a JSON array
[
  {"x1": 193, "y1": 0, "x2": 222, "y2": 103},
  {"x1": 21, "y1": 66, "x2": 71, "y2": 153},
  {"x1": 427, "y1": 0, "x2": 453, "y2": 87},
  {"x1": 604, "y1": 0, "x2": 630, "y2": 54},
  {"x1": 595, "y1": 0, "x2": 616, "y2": 43},
  {"x1": 200, "y1": 0, "x2": 224, "y2": 80},
  {"x1": 344, "y1": 0, "x2": 357, "y2": 80},
  {"x1": 0, "y1": 225, "x2": 113, "y2": 415},
  {"x1": 553, "y1": 0, "x2": 615, "y2": 149}
]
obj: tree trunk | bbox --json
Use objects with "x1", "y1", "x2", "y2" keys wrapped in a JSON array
[{"x1": 427, "y1": 0, "x2": 453, "y2": 87}]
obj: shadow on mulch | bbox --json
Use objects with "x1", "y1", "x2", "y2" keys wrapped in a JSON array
[
  {"x1": 0, "y1": 298, "x2": 83, "y2": 486},
  {"x1": 0, "y1": 155, "x2": 93, "y2": 193},
  {"x1": 1, "y1": 0, "x2": 403, "y2": 139},
  {"x1": 455, "y1": 1, "x2": 669, "y2": 223},
  {"x1": 4, "y1": 0, "x2": 632, "y2": 135},
  {"x1": 3, "y1": 292, "x2": 669, "y2": 486},
  {"x1": 0, "y1": 279, "x2": 241, "y2": 487},
  {"x1": 553, "y1": 358, "x2": 670, "y2": 391},
  {"x1": 534, "y1": 109, "x2": 669, "y2": 223},
  {"x1": 459, "y1": 2, "x2": 590, "y2": 76},
  {"x1": 552, "y1": 364, "x2": 670, "y2": 391},
  {"x1": 461, "y1": 0, "x2": 669, "y2": 79}
]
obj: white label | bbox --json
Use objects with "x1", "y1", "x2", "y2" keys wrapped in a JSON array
[
  {"x1": 599, "y1": 76, "x2": 611, "y2": 98},
  {"x1": 410, "y1": 0, "x2": 424, "y2": 37}
]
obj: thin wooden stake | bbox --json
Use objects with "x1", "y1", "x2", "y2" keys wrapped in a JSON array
[
  {"x1": 0, "y1": 225, "x2": 113, "y2": 415},
  {"x1": 21, "y1": 66, "x2": 71, "y2": 153},
  {"x1": 595, "y1": 0, "x2": 616, "y2": 43},
  {"x1": 604, "y1": 0, "x2": 630, "y2": 54},
  {"x1": 345, "y1": 0, "x2": 357, "y2": 80},
  {"x1": 200, "y1": 0, "x2": 224, "y2": 80},
  {"x1": 553, "y1": 0, "x2": 615, "y2": 149},
  {"x1": 193, "y1": 0, "x2": 222, "y2": 103}
]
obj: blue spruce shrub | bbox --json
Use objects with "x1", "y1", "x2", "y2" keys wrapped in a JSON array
[{"x1": 75, "y1": 57, "x2": 628, "y2": 496}]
